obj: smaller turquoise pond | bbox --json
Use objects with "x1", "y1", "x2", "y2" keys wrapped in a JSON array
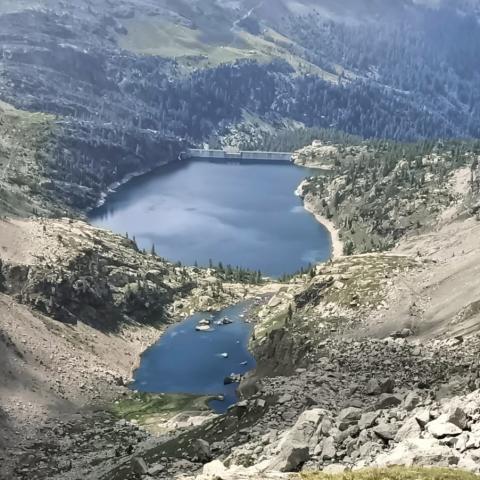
[{"x1": 131, "y1": 302, "x2": 255, "y2": 413}]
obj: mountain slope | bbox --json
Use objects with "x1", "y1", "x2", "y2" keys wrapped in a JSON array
[{"x1": 1, "y1": 0, "x2": 480, "y2": 151}]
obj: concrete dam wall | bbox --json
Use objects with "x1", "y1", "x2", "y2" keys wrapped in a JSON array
[{"x1": 182, "y1": 149, "x2": 293, "y2": 163}]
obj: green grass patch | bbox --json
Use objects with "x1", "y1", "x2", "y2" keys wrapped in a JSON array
[
  {"x1": 117, "y1": 16, "x2": 340, "y2": 79},
  {"x1": 117, "y1": 16, "x2": 253, "y2": 67},
  {"x1": 316, "y1": 254, "x2": 416, "y2": 310},
  {"x1": 119, "y1": 17, "x2": 207, "y2": 57},
  {"x1": 301, "y1": 467, "x2": 478, "y2": 480},
  {"x1": 111, "y1": 392, "x2": 212, "y2": 424}
]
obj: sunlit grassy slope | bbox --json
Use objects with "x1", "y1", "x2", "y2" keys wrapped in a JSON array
[
  {"x1": 117, "y1": 15, "x2": 340, "y2": 80},
  {"x1": 301, "y1": 468, "x2": 479, "y2": 480}
]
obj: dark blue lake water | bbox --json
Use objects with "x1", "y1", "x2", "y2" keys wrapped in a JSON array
[
  {"x1": 89, "y1": 159, "x2": 332, "y2": 412},
  {"x1": 89, "y1": 160, "x2": 331, "y2": 278},
  {"x1": 131, "y1": 302, "x2": 255, "y2": 413}
]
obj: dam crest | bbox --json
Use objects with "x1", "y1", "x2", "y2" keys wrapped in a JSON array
[{"x1": 181, "y1": 148, "x2": 293, "y2": 163}]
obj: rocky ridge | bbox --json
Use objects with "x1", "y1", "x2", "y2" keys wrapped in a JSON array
[
  {"x1": 0, "y1": 217, "x2": 246, "y2": 328},
  {"x1": 0, "y1": 99, "x2": 183, "y2": 217},
  {"x1": 293, "y1": 139, "x2": 480, "y2": 254}
]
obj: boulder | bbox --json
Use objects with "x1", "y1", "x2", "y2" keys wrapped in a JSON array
[
  {"x1": 366, "y1": 378, "x2": 395, "y2": 395},
  {"x1": 415, "y1": 408, "x2": 431, "y2": 428},
  {"x1": 394, "y1": 417, "x2": 422, "y2": 442},
  {"x1": 451, "y1": 432, "x2": 470, "y2": 452},
  {"x1": 466, "y1": 431, "x2": 480, "y2": 450},
  {"x1": 269, "y1": 446, "x2": 309, "y2": 472},
  {"x1": 316, "y1": 417, "x2": 332, "y2": 437},
  {"x1": 359, "y1": 441, "x2": 382, "y2": 458},
  {"x1": 376, "y1": 394, "x2": 402, "y2": 410},
  {"x1": 462, "y1": 390, "x2": 480, "y2": 417},
  {"x1": 338, "y1": 407, "x2": 362, "y2": 430},
  {"x1": 193, "y1": 439, "x2": 212, "y2": 462},
  {"x1": 331, "y1": 427, "x2": 353, "y2": 445},
  {"x1": 358, "y1": 411, "x2": 379, "y2": 430},
  {"x1": 202, "y1": 460, "x2": 227, "y2": 477},
  {"x1": 132, "y1": 457, "x2": 149, "y2": 475},
  {"x1": 321, "y1": 437, "x2": 336, "y2": 460},
  {"x1": 373, "y1": 438, "x2": 459, "y2": 467},
  {"x1": 238, "y1": 374, "x2": 259, "y2": 398},
  {"x1": 278, "y1": 394, "x2": 293, "y2": 405},
  {"x1": 269, "y1": 409, "x2": 327, "y2": 472},
  {"x1": 443, "y1": 404, "x2": 468, "y2": 430},
  {"x1": 426, "y1": 416, "x2": 463, "y2": 439},
  {"x1": 458, "y1": 455, "x2": 480, "y2": 474},
  {"x1": 404, "y1": 392, "x2": 421, "y2": 411},
  {"x1": 366, "y1": 379, "x2": 381, "y2": 395},
  {"x1": 148, "y1": 464, "x2": 165, "y2": 475},
  {"x1": 373, "y1": 423, "x2": 398, "y2": 442}
]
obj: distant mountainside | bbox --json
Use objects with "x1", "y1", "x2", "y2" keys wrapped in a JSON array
[{"x1": 0, "y1": 0, "x2": 479, "y2": 161}]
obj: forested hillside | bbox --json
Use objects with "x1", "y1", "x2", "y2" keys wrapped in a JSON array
[
  {"x1": 0, "y1": 0, "x2": 480, "y2": 156},
  {"x1": 295, "y1": 138, "x2": 480, "y2": 254}
]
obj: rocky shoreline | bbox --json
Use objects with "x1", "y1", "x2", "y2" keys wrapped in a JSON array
[
  {"x1": 294, "y1": 179, "x2": 343, "y2": 259},
  {"x1": 303, "y1": 196, "x2": 344, "y2": 259},
  {"x1": 90, "y1": 157, "x2": 184, "y2": 211}
]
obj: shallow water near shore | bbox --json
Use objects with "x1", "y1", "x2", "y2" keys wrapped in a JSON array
[
  {"x1": 131, "y1": 302, "x2": 255, "y2": 413},
  {"x1": 89, "y1": 159, "x2": 331, "y2": 277}
]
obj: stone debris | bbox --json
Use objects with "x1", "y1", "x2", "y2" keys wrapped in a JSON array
[{"x1": 178, "y1": 335, "x2": 480, "y2": 480}]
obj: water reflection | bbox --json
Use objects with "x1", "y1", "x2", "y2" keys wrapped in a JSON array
[{"x1": 89, "y1": 160, "x2": 331, "y2": 277}]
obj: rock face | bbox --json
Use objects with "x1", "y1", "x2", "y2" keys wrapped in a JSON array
[
  {"x1": 366, "y1": 378, "x2": 395, "y2": 395},
  {"x1": 338, "y1": 407, "x2": 362, "y2": 430},
  {"x1": 0, "y1": 218, "x2": 239, "y2": 329},
  {"x1": 394, "y1": 417, "x2": 422, "y2": 442},
  {"x1": 376, "y1": 394, "x2": 403, "y2": 410},
  {"x1": 193, "y1": 439, "x2": 212, "y2": 463}
]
